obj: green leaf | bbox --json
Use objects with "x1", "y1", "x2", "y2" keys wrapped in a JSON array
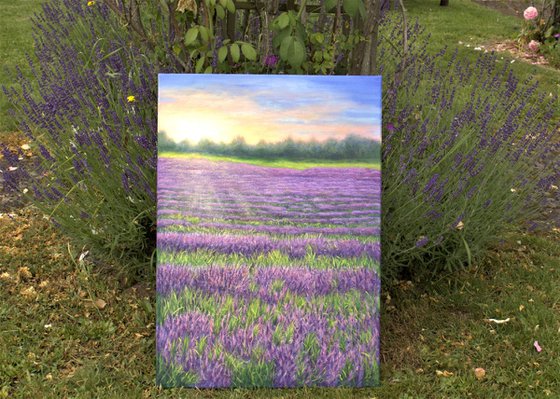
[
  {"x1": 290, "y1": 39, "x2": 306, "y2": 67},
  {"x1": 218, "y1": 46, "x2": 228, "y2": 63},
  {"x1": 226, "y1": 0, "x2": 236, "y2": 13},
  {"x1": 281, "y1": 37, "x2": 306, "y2": 67},
  {"x1": 325, "y1": 0, "x2": 337, "y2": 11},
  {"x1": 312, "y1": 32, "x2": 325, "y2": 44},
  {"x1": 358, "y1": 0, "x2": 366, "y2": 18},
  {"x1": 216, "y1": 4, "x2": 225, "y2": 19},
  {"x1": 241, "y1": 43, "x2": 257, "y2": 61},
  {"x1": 195, "y1": 56, "x2": 206, "y2": 73},
  {"x1": 199, "y1": 26, "x2": 209, "y2": 43},
  {"x1": 342, "y1": 0, "x2": 361, "y2": 17},
  {"x1": 184, "y1": 27, "x2": 199, "y2": 46},
  {"x1": 204, "y1": 65, "x2": 213, "y2": 74},
  {"x1": 279, "y1": 36, "x2": 295, "y2": 61},
  {"x1": 230, "y1": 43, "x2": 240, "y2": 62},
  {"x1": 277, "y1": 13, "x2": 290, "y2": 30},
  {"x1": 313, "y1": 50, "x2": 323, "y2": 62},
  {"x1": 272, "y1": 28, "x2": 291, "y2": 49},
  {"x1": 172, "y1": 44, "x2": 182, "y2": 57}
]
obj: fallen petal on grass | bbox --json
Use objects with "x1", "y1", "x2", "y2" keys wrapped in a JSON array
[
  {"x1": 94, "y1": 298, "x2": 107, "y2": 309},
  {"x1": 534, "y1": 341, "x2": 542, "y2": 352},
  {"x1": 18, "y1": 266, "x2": 32, "y2": 280},
  {"x1": 474, "y1": 367, "x2": 486, "y2": 380},
  {"x1": 484, "y1": 317, "x2": 511, "y2": 324},
  {"x1": 20, "y1": 286, "x2": 37, "y2": 299},
  {"x1": 0, "y1": 272, "x2": 12, "y2": 281}
]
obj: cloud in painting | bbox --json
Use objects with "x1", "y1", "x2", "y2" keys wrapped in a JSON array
[{"x1": 158, "y1": 75, "x2": 381, "y2": 145}]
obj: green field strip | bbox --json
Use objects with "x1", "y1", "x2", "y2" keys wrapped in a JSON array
[
  {"x1": 157, "y1": 288, "x2": 380, "y2": 332},
  {"x1": 159, "y1": 152, "x2": 381, "y2": 170},
  {"x1": 158, "y1": 213, "x2": 379, "y2": 229},
  {"x1": 157, "y1": 250, "x2": 380, "y2": 272},
  {"x1": 157, "y1": 225, "x2": 380, "y2": 243}
]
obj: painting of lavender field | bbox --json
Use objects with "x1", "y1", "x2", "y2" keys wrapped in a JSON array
[{"x1": 156, "y1": 74, "x2": 381, "y2": 388}]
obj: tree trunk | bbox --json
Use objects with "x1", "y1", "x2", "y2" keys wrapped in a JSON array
[
  {"x1": 440, "y1": 0, "x2": 449, "y2": 6},
  {"x1": 348, "y1": 0, "x2": 381, "y2": 75}
]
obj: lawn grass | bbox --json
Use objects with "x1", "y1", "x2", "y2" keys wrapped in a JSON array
[
  {"x1": 2, "y1": 0, "x2": 560, "y2": 397},
  {"x1": 0, "y1": 0, "x2": 44, "y2": 132},
  {"x1": 160, "y1": 152, "x2": 381, "y2": 170},
  {"x1": 404, "y1": 0, "x2": 560, "y2": 99},
  {"x1": 2, "y1": 211, "x2": 559, "y2": 398}
]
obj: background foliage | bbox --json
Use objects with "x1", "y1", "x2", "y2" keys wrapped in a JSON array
[{"x1": 1, "y1": 0, "x2": 558, "y2": 283}]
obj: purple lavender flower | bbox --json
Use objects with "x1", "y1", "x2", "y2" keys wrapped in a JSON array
[
  {"x1": 415, "y1": 236, "x2": 429, "y2": 248},
  {"x1": 263, "y1": 54, "x2": 279, "y2": 68}
]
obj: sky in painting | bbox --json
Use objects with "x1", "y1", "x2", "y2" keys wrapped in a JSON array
[{"x1": 158, "y1": 74, "x2": 381, "y2": 145}]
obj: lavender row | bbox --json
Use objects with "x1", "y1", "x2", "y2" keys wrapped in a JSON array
[
  {"x1": 160, "y1": 157, "x2": 378, "y2": 176},
  {"x1": 157, "y1": 210, "x2": 380, "y2": 227},
  {"x1": 157, "y1": 265, "x2": 379, "y2": 298},
  {"x1": 157, "y1": 304, "x2": 379, "y2": 387},
  {"x1": 159, "y1": 158, "x2": 379, "y2": 181},
  {"x1": 158, "y1": 185, "x2": 379, "y2": 200},
  {"x1": 159, "y1": 191, "x2": 380, "y2": 205},
  {"x1": 158, "y1": 232, "x2": 381, "y2": 261},
  {"x1": 157, "y1": 219, "x2": 380, "y2": 237},
  {"x1": 158, "y1": 159, "x2": 380, "y2": 199},
  {"x1": 158, "y1": 198, "x2": 380, "y2": 213},
  {"x1": 157, "y1": 205, "x2": 380, "y2": 219}
]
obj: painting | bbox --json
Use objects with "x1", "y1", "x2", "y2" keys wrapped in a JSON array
[{"x1": 156, "y1": 74, "x2": 381, "y2": 388}]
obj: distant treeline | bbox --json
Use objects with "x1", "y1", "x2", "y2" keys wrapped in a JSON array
[{"x1": 159, "y1": 132, "x2": 381, "y2": 162}]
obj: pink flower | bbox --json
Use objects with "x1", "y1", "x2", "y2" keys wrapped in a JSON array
[
  {"x1": 523, "y1": 6, "x2": 538, "y2": 20},
  {"x1": 534, "y1": 340, "x2": 542, "y2": 352},
  {"x1": 528, "y1": 40, "x2": 540, "y2": 52}
]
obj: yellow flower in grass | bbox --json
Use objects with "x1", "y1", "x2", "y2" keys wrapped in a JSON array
[
  {"x1": 87, "y1": 1, "x2": 95, "y2": 6},
  {"x1": 127, "y1": 95, "x2": 136, "y2": 103}
]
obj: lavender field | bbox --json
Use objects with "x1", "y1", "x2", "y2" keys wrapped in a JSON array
[{"x1": 156, "y1": 156, "x2": 381, "y2": 388}]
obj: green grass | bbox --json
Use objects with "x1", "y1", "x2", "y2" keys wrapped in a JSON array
[
  {"x1": 158, "y1": 250, "x2": 379, "y2": 271},
  {"x1": 160, "y1": 213, "x2": 378, "y2": 229},
  {"x1": 2, "y1": 211, "x2": 559, "y2": 398},
  {"x1": 0, "y1": 0, "x2": 44, "y2": 132},
  {"x1": 160, "y1": 152, "x2": 381, "y2": 170},
  {"x1": 159, "y1": 225, "x2": 379, "y2": 242},
  {"x1": 2, "y1": 0, "x2": 560, "y2": 397},
  {"x1": 404, "y1": 0, "x2": 560, "y2": 98}
]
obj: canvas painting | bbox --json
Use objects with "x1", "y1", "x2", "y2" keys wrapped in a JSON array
[{"x1": 156, "y1": 74, "x2": 381, "y2": 388}]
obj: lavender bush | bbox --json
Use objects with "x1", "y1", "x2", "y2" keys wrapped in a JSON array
[
  {"x1": 2, "y1": 0, "x2": 166, "y2": 276},
  {"x1": 379, "y1": 17, "x2": 560, "y2": 279},
  {"x1": 3, "y1": 0, "x2": 558, "y2": 282},
  {"x1": 2, "y1": 0, "x2": 376, "y2": 279}
]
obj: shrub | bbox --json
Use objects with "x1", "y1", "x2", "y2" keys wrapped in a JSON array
[
  {"x1": 3, "y1": 0, "x2": 163, "y2": 278},
  {"x1": 3, "y1": 1, "x2": 558, "y2": 284},
  {"x1": 101, "y1": 0, "x2": 378, "y2": 75},
  {"x1": 379, "y1": 17, "x2": 560, "y2": 280},
  {"x1": 2, "y1": 0, "x2": 375, "y2": 280},
  {"x1": 518, "y1": 3, "x2": 560, "y2": 66}
]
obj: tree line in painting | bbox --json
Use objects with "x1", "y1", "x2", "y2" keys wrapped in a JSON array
[{"x1": 158, "y1": 132, "x2": 381, "y2": 162}]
